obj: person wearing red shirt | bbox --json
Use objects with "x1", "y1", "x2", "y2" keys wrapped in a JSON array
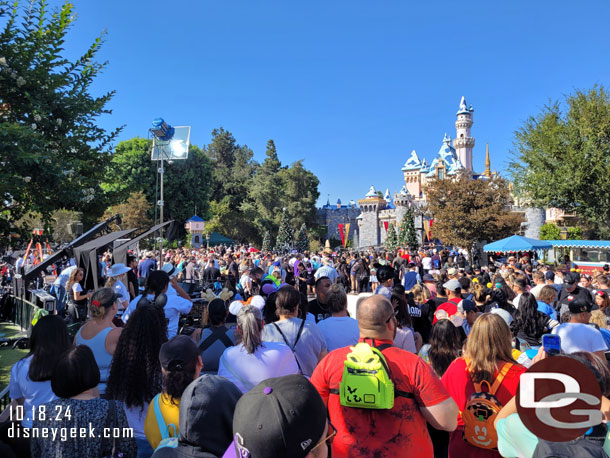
[
  {"x1": 311, "y1": 295, "x2": 458, "y2": 458},
  {"x1": 441, "y1": 313, "x2": 526, "y2": 458}
]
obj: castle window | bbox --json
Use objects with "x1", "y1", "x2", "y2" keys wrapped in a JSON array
[{"x1": 438, "y1": 169, "x2": 444, "y2": 180}]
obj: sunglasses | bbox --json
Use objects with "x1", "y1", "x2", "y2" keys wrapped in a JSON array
[
  {"x1": 386, "y1": 309, "x2": 399, "y2": 323},
  {"x1": 310, "y1": 421, "x2": 337, "y2": 452}
]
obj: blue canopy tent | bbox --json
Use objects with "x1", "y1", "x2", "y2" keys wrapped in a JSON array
[{"x1": 483, "y1": 235, "x2": 553, "y2": 254}]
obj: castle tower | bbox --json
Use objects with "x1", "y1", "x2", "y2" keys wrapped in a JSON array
[
  {"x1": 357, "y1": 186, "x2": 386, "y2": 247},
  {"x1": 453, "y1": 96, "x2": 475, "y2": 172},
  {"x1": 484, "y1": 142, "x2": 491, "y2": 178}
]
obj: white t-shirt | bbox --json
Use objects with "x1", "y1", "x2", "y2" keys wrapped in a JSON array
[
  {"x1": 529, "y1": 284, "x2": 545, "y2": 300},
  {"x1": 261, "y1": 317, "x2": 328, "y2": 377},
  {"x1": 317, "y1": 316, "x2": 359, "y2": 352},
  {"x1": 72, "y1": 282, "x2": 83, "y2": 295},
  {"x1": 122, "y1": 293, "x2": 192, "y2": 339},
  {"x1": 422, "y1": 257, "x2": 432, "y2": 270},
  {"x1": 512, "y1": 293, "x2": 523, "y2": 308},
  {"x1": 394, "y1": 327, "x2": 417, "y2": 353},
  {"x1": 552, "y1": 323, "x2": 608, "y2": 354},
  {"x1": 113, "y1": 280, "x2": 129, "y2": 307},
  {"x1": 218, "y1": 342, "x2": 299, "y2": 393},
  {"x1": 9, "y1": 356, "x2": 57, "y2": 428},
  {"x1": 239, "y1": 274, "x2": 252, "y2": 290}
]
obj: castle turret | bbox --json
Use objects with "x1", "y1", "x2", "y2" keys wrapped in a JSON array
[
  {"x1": 357, "y1": 186, "x2": 386, "y2": 247},
  {"x1": 453, "y1": 96, "x2": 475, "y2": 172}
]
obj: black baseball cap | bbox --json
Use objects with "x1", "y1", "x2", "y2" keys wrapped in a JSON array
[
  {"x1": 567, "y1": 296, "x2": 593, "y2": 314},
  {"x1": 159, "y1": 335, "x2": 199, "y2": 371},
  {"x1": 563, "y1": 272, "x2": 580, "y2": 286},
  {"x1": 229, "y1": 375, "x2": 327, "y2": 458},
  {"x1": 460, "y1": 299, "x2": 477, "y2": 313}
]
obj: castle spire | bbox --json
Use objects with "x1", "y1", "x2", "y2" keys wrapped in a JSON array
[{"x1": 484, "y1": 142, "x2": 491, "y2": 177}]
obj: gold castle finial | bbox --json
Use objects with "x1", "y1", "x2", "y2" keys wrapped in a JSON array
[{"x1": 484, "y1": 142, "x2": 491, "y2": 177}]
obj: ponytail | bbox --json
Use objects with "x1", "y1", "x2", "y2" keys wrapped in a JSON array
[{"x1": 237, "y1": 305, "x2": 263, "y2": 354}]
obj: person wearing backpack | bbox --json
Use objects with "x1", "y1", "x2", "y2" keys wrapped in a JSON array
[
  {"x1": 191, "y1": 299, "x2": 236, "y2": 374},
  {"x1": 262, "y1": 287, "x2": 327, "y2": 377},
  {"x1": 151, "y1": 375, "x2": 242, "y2": 458},
  {"x1": 310, "y1": 295, "x2": 458, "y2": 458},
  {"x1": 441, "y1": 313, "x2": 526, "y2": 458},
  {"x1": 144, "y1": 336, "x2": 203, "y2": 451}
]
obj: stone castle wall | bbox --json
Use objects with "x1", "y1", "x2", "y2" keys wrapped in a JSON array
[{"x1": 316, "y1": 207, "x2": 360, "y2": 241}]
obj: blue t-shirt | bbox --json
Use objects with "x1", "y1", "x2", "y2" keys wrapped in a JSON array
[
  {"x1": 536, "y1": 300, "x2": 557, "y2": 320},
  {"x1": 402, "y1": 271, "x2": 420, "y2": 292},
  {"x1": 138, "y1": 258, "x2": 156, "y2": 278},
  {"x1": 53, "y1": 266, "x2": 77, "y2": 287},
  {"x1": 9, "y1": 356, "x2": 57, "y2": 428}
]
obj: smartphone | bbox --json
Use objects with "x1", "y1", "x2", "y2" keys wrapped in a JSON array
[{"x1": 542, "y1": 334, "x2": 561, "y2": 356}]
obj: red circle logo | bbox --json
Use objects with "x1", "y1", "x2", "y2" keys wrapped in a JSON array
[{"x1": 516, "y1": 356, "x2": 602, "y2": 442}]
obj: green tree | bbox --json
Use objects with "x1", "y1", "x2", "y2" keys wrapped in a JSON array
[
  {"x1": 295, "y1": 223, "x2": 309, "y2": 253},
  {"x1": 385, "y1": 223, "x2": 398, "y2": 251},
  {"x1": 102, "y1": 191, "x2": 152, "y2": 231},
  {"x1": 0, "y1": 0, "x2": 122, "y2": 245},
  {"x1": 425, "y1": 171, "x2": 523, "y2": 259},
  {"x1": 278, "y1": 160, "x2": 320, "y2": 230},
  {"x1": 206, "y1": 127, "x2": 258, "y2": 242},
  {"x1": 261, "y1": 231, "x2": 271, "y2": 251},
  {"x1": 103, "y1": 138, "x2": 212, "y2": 239},
  {"x1": 539, "y1": 223, "x2": 561, "y2": 240},
  {"x1": 398, "y1": 207, "x2": 418, "y2": 251},
  {"x1": 510, "y1": 86, "x2": 610, "y2": 237},
  {"x1": 244, "y1": 139, "x2": 283, "y2": 236},
  {"x1": 275, "y1": 211, "x2": 294, "y2": 253},
  {"x1": 567, "y1": 226, "x2": 584, "y2": 240}
]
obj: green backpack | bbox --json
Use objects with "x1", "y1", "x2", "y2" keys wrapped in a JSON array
[{"x1": 336, "y1": 341, "x2": 413, "y2": 410}]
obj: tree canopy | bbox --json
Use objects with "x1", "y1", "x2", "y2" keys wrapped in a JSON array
[
  {"x1": 0, "y1": 0, "x2": 121, "y2": 246},
  {"x1": 102, "y1": 138, "x2": 212, "y2": 239},
  {"x1": 425, "y1": 171, "x2": 523, "y2": 254},
  {"x1": 510, "y1": 86, "x2": 610, "y2": 237}
]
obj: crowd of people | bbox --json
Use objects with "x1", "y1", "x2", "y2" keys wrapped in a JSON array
[{"x1": 1, "y1": 244, "x2": 610, "y2": 457}]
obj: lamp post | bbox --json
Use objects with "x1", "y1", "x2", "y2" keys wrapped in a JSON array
[{"x1": 150, "y1": 118, "x2": 191, "y2": 267}]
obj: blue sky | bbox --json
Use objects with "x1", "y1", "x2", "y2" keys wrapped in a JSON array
[{"x1": 46, "y1": 0, "x2": 610, "y2": 206}]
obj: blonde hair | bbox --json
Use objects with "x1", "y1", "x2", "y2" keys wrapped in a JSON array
[
  {"x1": 411, "y1": 283, "x2": 431, "y2": 305},
  {"x1": 590, "y1": 310, "x2": 608, "y2": 330},
  {"x1": 89, "y1": 288, "x2": 117, "y2": 319},
  {"x1": 464, "y1": 313, "x2": 517, "y2": 383},
  {"x1": 66, "y1": 268, "x2": 84, "y2": 293},
  {"x1": 105, "y1": 275, "x2": 119, "y2": 289},
  {"x1": 327, "y1": 284, "x2": 348, "y2": 314},
  {"x1": 473, "y1": 283, "x2": 487, "y2": 304}
]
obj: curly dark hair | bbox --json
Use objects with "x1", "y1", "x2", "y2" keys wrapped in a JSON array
[
  {"x1": 105, "y1": 304, "x2": 167, "y2": 408},
  {"x1": 163, "y1": 360, "x2": 197, "y2": 405}
]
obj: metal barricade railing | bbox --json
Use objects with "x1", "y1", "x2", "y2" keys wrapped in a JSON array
[
  {"x1": 0, "y1": 386, "x2": 10, "y2": 412},
  {"x1": 13, "y1": 296, "x2": 37, "y2": 331}
]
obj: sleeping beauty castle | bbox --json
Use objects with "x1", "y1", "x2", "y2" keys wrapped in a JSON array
[{"x1": 317, "y1": 96, "x2": 495, "y2": 248}]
